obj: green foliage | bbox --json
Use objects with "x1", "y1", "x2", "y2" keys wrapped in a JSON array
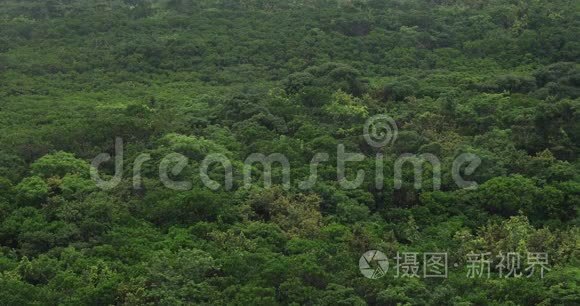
[
  {"x1": 14, "y1": 177, "x2": 49, "y2": 206},
  {"x1": 0, "y1": 0, "x2": 578, "y2": 304},
  {"x1": 30, "y1": 152, "x2": 89, "y2": 179}
]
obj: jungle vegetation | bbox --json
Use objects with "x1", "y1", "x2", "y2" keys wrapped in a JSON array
[{"x1": 0, "y1": 0, "x2": 578, "y2": 304}]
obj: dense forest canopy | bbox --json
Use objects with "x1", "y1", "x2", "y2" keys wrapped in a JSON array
[{"x1": 0, "y1": 0, "x2": 578, "y2": 304}]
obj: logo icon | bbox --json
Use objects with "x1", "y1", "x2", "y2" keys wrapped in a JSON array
[
  {"x1": 364, "y1": 114, "x2": 398, "y2": 148},
  {"x1": 359, "y1": 250, "x2": 389, "y2": 279}
]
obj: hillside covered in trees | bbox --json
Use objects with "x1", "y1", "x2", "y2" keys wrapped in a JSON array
[{"x1": 0, "y1": 0, "x2": 578, "y2": 304}]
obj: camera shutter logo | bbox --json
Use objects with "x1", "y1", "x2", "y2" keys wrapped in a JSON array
[{"x1": 359, "y1": 250, "x2": 389, "y2": 279}]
